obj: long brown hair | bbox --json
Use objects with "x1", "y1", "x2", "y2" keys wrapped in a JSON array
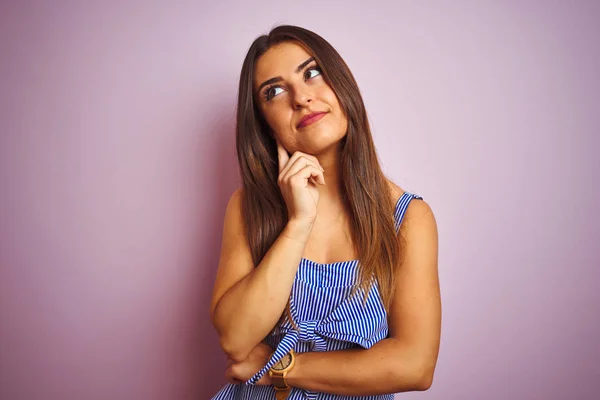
[{"x1": 235, "y1": 25, "x2": 401, "y2": 325}]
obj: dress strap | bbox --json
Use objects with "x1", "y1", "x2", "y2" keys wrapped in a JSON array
[{"x1": 394, "y1": 191, "x2": 423, "y2": 233}]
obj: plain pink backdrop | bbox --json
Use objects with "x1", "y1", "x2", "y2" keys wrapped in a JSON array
[{"x1": 1, "y1": 1, "x2": 598, "y2": 399}]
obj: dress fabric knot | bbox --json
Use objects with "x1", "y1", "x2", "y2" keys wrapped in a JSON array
[
  {"x1": 245, "y1": 284, "x2": 389, "y2": 386},
  {"x1": 298, "y1": 320, "x2": 317, "y2": 342},
  {"x1": 298, "y1": 319, "x2": 327, "y2": 352}
]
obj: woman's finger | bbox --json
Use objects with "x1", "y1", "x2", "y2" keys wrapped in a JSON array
[
  {"x1": 283, "y1": 160, "x2": 326, "y2": 186},
  {"x1": 279, "y1": 151, "x2": 324, "y2": 180},
  {"x1": 225, "y1": 366, "x2": 243, "y2": 385},
  {"x1": 289, "y1": 165, "x2": 326, "y2": 186},
  {"x1": 280, "y1": 156, "x2": 324, "y2": 184}
]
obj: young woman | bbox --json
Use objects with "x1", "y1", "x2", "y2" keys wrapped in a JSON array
[{"x1": 210, "y1": 25, "x2": 441, "y2": 400}]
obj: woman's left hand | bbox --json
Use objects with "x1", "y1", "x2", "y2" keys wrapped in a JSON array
[{"x1": 225, "y1": 342, "x2": 273, "y2": 385}]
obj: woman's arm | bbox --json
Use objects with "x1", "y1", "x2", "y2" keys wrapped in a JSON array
[
  {"x1": 286, "y1": 199, "x2": 441, "y2": 395},
  {"x1": 229, "y1": 199, "x2": 440, "y2": 394},
  {"x1": 286, "y1": 337, "x2": 433, "y2": 395},
  {"x1": 210, "y1": 189, "x2": 313, "y2": 362},
  {"x1": 211, "y1": 145, "x2": 326, "y2": 363}
]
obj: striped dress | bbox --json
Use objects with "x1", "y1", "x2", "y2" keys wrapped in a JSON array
[{"x1": 212, "y1": 191, "x2": 423, "y2": 400}]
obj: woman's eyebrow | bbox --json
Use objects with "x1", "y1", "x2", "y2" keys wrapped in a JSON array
[{"x1": 256, "y1": 57, "x2": 316, "y2": 94}]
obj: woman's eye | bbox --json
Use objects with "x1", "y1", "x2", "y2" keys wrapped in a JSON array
[
  {"x1": 266, "y1": 86, "x2": 284, "y2": 100},
  {"x1": 305, "y1": 67, "x2": 321, "y2": 80}
]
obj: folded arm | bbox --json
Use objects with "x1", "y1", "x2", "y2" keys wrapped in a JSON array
[
  {"x1": 210, "y1": 189, "x2": 313, "y2": 362},
  {"x1": 285, "y1": 200, "x2": 441, "y2": 395}
]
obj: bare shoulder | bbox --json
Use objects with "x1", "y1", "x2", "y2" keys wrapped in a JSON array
[
  {"x1": 386, "y1": 179, "x2": 436, "y2": 230},
  {"x1": 226, "y1": 187, "x2": 244, "y2": 214},
  {"x1": 220, "y1": 187, "x2": 252, "y2": 250},
  {"x1": 386, "y1": 179, "x2": 404, "y2": 203},
  {"x1": 222, "y1": 187, "x2": 246, "y2": 231}
]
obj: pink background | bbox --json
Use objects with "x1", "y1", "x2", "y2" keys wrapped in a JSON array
[{"x1": 1, "y1": 1, "x2": 599, "y2": 399}]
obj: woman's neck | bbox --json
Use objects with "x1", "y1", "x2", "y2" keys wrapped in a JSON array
[{"x1": 314, "y1": 146, "x2": 345, "y2": 206}]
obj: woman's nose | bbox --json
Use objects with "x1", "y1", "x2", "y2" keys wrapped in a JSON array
[{"x1": 293, "y1": 88, "x2": 313, "y2": 109}]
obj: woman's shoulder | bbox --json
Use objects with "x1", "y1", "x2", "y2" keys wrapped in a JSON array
[
  {"x1": 222, "y1": 188, "x2": 245, "y2": 231},
  {"x1": 386, "y1": 179, "x2": 404, "y2": 203},
  {"x1": 385, "y1": 179, "x2": 433, "y2": 220},
  {"x1": 225, "y1": 187, "x2": 244, "y2": 213}
]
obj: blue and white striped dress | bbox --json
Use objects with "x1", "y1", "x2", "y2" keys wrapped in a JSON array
[{"x1": 212, "y1": 191, "x2": 423, "y2": 400}]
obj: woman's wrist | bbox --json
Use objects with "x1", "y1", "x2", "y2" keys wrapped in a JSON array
[
  {"x1": 282, "y1": 218, "x2": 314, "y2": 244},
  {"x1": 284, "y1": 351, "x2": 304, "y2": 387}
]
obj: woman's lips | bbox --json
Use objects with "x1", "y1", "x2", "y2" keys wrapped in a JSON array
[{"x1": 297, "y1": 112, "x2": 327, "y2": 128}]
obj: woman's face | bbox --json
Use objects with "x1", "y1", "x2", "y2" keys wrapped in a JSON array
[{"x1": 253, "y1": 41, "x2": 348, "y2": 156}]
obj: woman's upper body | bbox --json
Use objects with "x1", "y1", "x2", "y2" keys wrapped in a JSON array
[
  {"x1": 209, "y1": 25, "x2": 440, "y2": 398},
  {"x1": 211, "y1": 189, "x2": 435, "y2": 400}
]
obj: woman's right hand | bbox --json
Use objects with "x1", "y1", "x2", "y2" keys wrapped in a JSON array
[{"x1": 277, "y1": 140, "x2": 326, "y2": 225}]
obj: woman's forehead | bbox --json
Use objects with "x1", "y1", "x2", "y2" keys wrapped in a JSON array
[{"x1": 254, "y1": 42, "x2": 312, "y2": 88}]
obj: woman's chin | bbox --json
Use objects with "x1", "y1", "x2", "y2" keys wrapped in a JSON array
[{"x1": 298, "y1": 138, "x2": 344, "y2": 156}]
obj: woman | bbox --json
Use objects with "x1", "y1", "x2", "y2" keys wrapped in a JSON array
[{"x1": 210, "y1": 25, "x2": 440, "y2": 400}]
